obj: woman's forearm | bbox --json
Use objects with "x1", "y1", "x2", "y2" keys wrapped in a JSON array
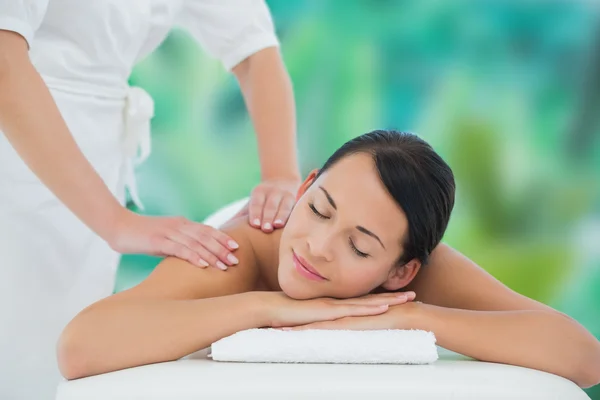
[
  {"x1": 413, "y1": 303, "x2": 600, "y2": 388},
  {"x1": 233, "y1": 47, "x2": 300, "y2": 181},
  {"x1": 0, "y1": 31, "x2": 122, "y2": 241},
  {"x1": 57, "y1": 292, "x2": 268, "y2": 379}
]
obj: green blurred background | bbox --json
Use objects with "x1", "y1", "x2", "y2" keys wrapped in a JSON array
[{"x1": 121, "y1": 0, "x2": 600, "y2": 396}]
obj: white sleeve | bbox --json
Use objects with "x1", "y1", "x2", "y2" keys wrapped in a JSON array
[
  {"x1": 0, "y1": 0, "x2": 49, "y2": 47},
  {"x1": 176, "y1": 0, "x2": 280, "y2": 71}
]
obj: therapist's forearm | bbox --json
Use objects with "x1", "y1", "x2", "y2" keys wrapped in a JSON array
[
  {"x1": 412, "y1": 303, "x2": 600, "y2": 388},
  {"x1": 57, "y1": 292, "x2": 267, "y2": 379},
  {"x1": 0, "y1": 32, "x2": 122, "y2": 241},
  {"x1": 233, "y1": 47, "x2": 300, "y2": 181}
]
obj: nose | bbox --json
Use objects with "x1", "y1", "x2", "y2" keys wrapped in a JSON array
[{"x1": 306, "y1": 227, "x2": 335, "y2": 262}]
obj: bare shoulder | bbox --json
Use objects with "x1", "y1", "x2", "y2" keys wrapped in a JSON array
[
  {"x1": 407, "y1": 243, "x2": 556, "y2": 312},
  {"x1": 111, "y1": 218, "x2": 268, "y2": 302}
]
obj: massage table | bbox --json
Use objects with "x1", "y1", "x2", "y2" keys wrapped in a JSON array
[
  {"x1": 55, "y1": 348, "x2": 589, "y2": 399},
  {"x1": 55, "y1": 199, "x2": 591, "y2": 399}
]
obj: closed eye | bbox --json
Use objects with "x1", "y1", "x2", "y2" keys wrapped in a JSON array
[
  {"x1": 349, "y1": 238, "x2": 369, "y2": 258},
  {"x1": 309, "y1": 203, "x2": 328, "y2": 219}
]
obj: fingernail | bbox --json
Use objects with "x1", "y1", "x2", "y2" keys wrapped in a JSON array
[
  {"x1": 216, "y1": 261, "x2": 227, "y2": 270},
  {"x1": 396, "y1": 295, "x2": 407, "y2": 301},
  {"x1": 199, "y1": 259, "x2": 209, "y2": 267},
  {"x1": 253, "y1": 218, "x2": 261, "y2": 226},
  {"x1": 263, "y1": 222, "x2": 272, "y2": 230},
  {"x1": 274, "y1": 219, "x2": 284, "y2": 226},
  {"x1": 228, "y1": 240, "x2": 239, "y2": 249},
  {"x1": 378, "y1": 304, "x2": 389, "y2": 310},
  {"x1": 227, "y1": 254, "x2": 239, "y2": 265}
]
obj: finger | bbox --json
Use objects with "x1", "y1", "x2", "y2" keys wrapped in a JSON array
[
  {"x1": 273, "y1": 194, "x2": 295, "y2": 228},
  {"x1": 260, "y1": 192, "x2": 282, "y2": 232},
  {"x1": 168, "y1": 230, "x2": 235, "y2": 269},
  {"x1": 329, "y1": 304, "x2": 389, "y2": 320},
  {"x1": 182, "y1": 223, "x2": 239, "y2": 251},
  {"x1": 357, "y1": 291, "x2": 416, "y2": 300},
  {"x1": 160, "y1": 238, "x2": 208, "y2": 268},
  {"x1": 193, "y1": 245, "x2": 231, "y2": 270},
  {"x1": 332, "y1": 292, "x2": 413, "y2": 307},
  {"x1": 248, "y1": 189, "x2": 266, "y2": 228}
]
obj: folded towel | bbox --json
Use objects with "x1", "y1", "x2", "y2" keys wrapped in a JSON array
[{"x1": 210, "y1": 328, "x2": 438, "y2": 364}]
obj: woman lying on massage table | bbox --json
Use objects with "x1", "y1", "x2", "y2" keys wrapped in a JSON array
[{"x1": 57, "y1": 130, "x2": 600, "y2": 388}]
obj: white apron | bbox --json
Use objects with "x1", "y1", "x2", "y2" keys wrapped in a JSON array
[{"x1": 0, "y1": 1, "x2": 278, "y2": 399}]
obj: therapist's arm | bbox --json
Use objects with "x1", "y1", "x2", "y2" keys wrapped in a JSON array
[
  {"x1": 0, "y1": 30, "x2": 123, "y2": 240},
  {"x1": 407, "y1": 244, "x2": 600, "y2": 388},
  {"x1": 0, "y1": 30, "x2": 238, "y2": 269},
  {"x1": 232, "y1": 47, "x2": 301, "y2": 230}
]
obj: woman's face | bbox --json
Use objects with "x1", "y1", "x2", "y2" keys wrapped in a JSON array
[{"x1": 278, "y1": 153, "x2": 415, "y2": 300}]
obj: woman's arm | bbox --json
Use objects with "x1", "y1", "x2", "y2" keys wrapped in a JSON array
[
  {"x1": 57, "y1": 222, "x2": 262, "y2": 380},
  {"x1": 406, "y1": 244, "x2": 600, "y2": 388},
  {"x1": 411, "y1": 303, "x2": 600, "y2": 388}
]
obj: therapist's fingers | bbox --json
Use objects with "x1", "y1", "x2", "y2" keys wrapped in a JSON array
[
  {"x1": 272, "y1": 193, "x2": 296, "y2": 228},
  {"x1": 259, "y1": 192, "x2": 282, "y2": 233},
  {"x1": 178, "y1": 224, "x2": 239, "y2": 269},
  {"x1": 159, "y1": 236, "x2": 208, "y2": 268},
  {"x1": 248, "y1": 189, "x2": 266, "y2": 229}
]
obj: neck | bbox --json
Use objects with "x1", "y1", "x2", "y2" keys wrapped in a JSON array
[{"x1": 250, "y1": 228, "x2": 283, "y2": 291}]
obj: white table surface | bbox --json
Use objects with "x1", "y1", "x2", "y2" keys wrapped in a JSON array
[{"x1": 55, "y1": 347, "x2": 589, "y2": 400}]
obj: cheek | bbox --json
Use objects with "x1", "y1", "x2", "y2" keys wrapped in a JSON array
[
  {"x1": 332, "y1": 259, "x2": 388, "y2": 297},
  {"x1": 282, "y1": 204, "x2": 311, "y2": 239}
]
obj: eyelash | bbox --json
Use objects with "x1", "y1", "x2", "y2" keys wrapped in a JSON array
[{"x1": 308, "y1": 202, "x2": 370, "y2": 258}]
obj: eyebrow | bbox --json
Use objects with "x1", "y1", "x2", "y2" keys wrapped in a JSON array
[
  {"x1": 356, "y1": 226, "x2": 386, "y2": 250},
  {"x1": 319, "y1": 186, "x2": 337, "y2": 210},
  {"x1": 319, "y1": 186, "x2": 386, "y2": 250}
]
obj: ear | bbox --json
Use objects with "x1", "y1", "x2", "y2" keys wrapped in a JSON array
[
  {"x1": 296, "y1": 169, "x2": 319, "y2": 201},
  {"x1": 381, "y1": 259, "x2": 421, "y2": 291}
]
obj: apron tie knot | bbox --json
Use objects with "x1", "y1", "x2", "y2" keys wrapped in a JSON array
[{"x1": 122, "y1": 86, "x2": 154, "y2": 210}]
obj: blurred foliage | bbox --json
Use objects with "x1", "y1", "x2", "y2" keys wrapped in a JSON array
[{"x1": 120, "y1": 1, "x2": 600, "y2": 395}]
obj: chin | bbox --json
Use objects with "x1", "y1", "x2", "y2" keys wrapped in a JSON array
[{"x1": 278, "y1": 274, "x2": 314, "y2": 300}]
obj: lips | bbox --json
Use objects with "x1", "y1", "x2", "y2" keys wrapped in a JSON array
[{"x1": 292, "y1": 251, "x2": 326, "y2": 281}]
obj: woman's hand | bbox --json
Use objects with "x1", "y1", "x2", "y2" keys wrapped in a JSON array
[
  {"x1": 234, "y1": 178, "x2": 300, "y2": 232},
  {"x1": 107, "y1": 209, "x2": 239, "y2": 270},
  {"x1": 260, "y1": 291, "x2": 416, "y2": 328},
  {"x1": 284, "y1": 292, "x2": 419, "y2": 330}
]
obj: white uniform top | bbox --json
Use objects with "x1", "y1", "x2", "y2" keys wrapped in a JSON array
[
  {"x1": 0, "y1": 0, "x2": 279, "y2": 207},
  {"x1": 1, "y1": 0, "x2": 278, "y2": 87},
  {"x1": 0, "y1": 2, "x2": 278, "y2": 400}
]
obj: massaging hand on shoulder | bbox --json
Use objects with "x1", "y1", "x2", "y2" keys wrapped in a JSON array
[
  {"x1": 108, "y1": 210, "x2": 240, "y2": 270},
  {"x1": 232, "y1": 178, "x2": 300, "y2": 232},
  {"x1": 113, "y1": 48, "x2": 301, "y2": 267}
]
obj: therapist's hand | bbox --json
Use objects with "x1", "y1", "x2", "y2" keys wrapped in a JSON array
[
  {"x1": 108, "y1": 209, "x2": 239, "y2": 270},
  {"x1": 234, "y1": 178, "x2": 300, "y2": 232}
]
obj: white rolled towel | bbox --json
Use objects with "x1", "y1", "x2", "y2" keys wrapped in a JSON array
[{"x1": 210, "y1": 328, "x2": 438, "y2": 364}]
